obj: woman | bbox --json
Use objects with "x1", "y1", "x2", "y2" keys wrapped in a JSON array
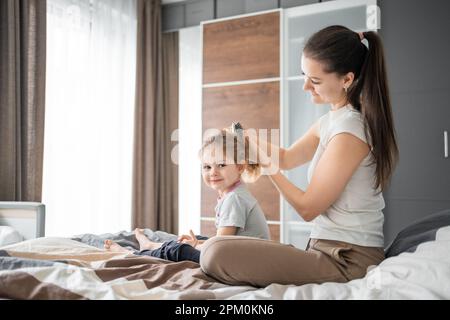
[{"x1": 199, "y1": 25, "x2": 399, "y2": 287}]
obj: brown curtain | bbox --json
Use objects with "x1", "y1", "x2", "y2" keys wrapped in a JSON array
[
  {"x1": 132, "y1": 0, "x2": 179, "y2": 234},
  {"x1": 0, "y1": 0, "x2": 46, "y2": 202},
  {"x1": 161, "y1": 31, "x2": 179, "y2": 234}
]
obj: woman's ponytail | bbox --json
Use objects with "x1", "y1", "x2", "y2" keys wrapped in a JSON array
[{"x1": 358, "y1": 31, "x2": 399, "y2": 191}]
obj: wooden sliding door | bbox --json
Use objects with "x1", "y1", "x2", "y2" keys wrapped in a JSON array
[{"x1": 201, "y1": 11, "x2": 281, "y2": 241}]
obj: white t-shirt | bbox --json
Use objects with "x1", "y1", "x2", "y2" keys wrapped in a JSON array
[
  {"x1": 215, "y1": 184, "x2": 271, "y2": 240},
  {"x1": 307, "y1": 104, "x2": 385, "y2": 247}
]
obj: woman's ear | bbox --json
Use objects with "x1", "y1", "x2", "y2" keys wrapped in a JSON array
[
  {"x1": 343, "y1": 71, "x2": 355, "y2": 89},
  {"x1": 237, "y1": 164, "x2": 245, "y2": 174}
]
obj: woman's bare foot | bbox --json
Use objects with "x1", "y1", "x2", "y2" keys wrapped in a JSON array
[
  {"x1": 134, "y1": 228, "x2": 163, "y2": 251},
  {"x1": 104, "y1": 239, "x2": 131, "y2": 253}
]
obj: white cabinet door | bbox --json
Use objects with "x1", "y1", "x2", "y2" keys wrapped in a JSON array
[{"x1": 281, "y1": 0, "x2": 377, "y2": 248}]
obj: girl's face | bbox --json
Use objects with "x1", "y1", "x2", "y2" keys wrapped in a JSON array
[
  {"x1": 300, "y1": 55, "x2": 354, "y2": 108},
  {"x1": 201, "y1": 147, "x2": 243, "y2": 194}
]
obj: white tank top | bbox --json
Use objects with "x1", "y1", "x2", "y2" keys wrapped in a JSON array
[{"x1": 307, "y1": 104, "x2": 385, "y2": 247}]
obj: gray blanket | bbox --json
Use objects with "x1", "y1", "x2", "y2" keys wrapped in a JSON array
[{"x1": 71, "y1": 229, "x2": 179, "y2": 250}]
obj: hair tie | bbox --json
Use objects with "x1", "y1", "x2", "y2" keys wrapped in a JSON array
[
  {"x1": 358, "y1": 32, "x2": 365, "y2": 41},
  {"x1": 230, "y1": 121, "x2": 243, "y2": 135}
]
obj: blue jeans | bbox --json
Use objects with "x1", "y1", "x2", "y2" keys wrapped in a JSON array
[{"x1": 136, "y1": 235, "x2": 209, "y2": 263}]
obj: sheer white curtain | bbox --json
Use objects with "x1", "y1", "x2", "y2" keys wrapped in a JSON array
[{"x1": 44, "y1": 0, "x2": 137, "y2": 236}]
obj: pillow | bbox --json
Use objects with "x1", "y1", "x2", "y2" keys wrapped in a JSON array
[
  {"x1": 0, "y1": 226, "x2": 24, "y2": 247},
  {"x1": 384, "y1": 209, "x2": 450, "y2": 258}
]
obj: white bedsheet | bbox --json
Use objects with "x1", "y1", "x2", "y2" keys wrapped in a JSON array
[
  {"x1": 2, "y1": 227, "x2": 449, "y2": 300},
  {"x1": 226, "y1": 226, "x2": 450, "y2": 300}
]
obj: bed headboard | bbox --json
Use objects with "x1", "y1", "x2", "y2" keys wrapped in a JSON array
[{"x1": 0, "y1": 202, "x2": 45, "y2": 240}]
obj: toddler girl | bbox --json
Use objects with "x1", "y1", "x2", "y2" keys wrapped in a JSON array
[{"x1": 104, "y1": 123, "x2": 270, "y2": 263}]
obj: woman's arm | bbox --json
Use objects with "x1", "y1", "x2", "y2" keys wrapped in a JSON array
[
  {"x1": 281, "y1": 121, "x2": 320, "y2": 170},
  {"x1": 269, "y1": 133, "x2": 370, "y2": 221},
  {"x1": 249, "y1": 121, "x2": 320, "y2": 171}
]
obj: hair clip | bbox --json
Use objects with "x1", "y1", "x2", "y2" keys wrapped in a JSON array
[{"x1": 231, "y1": 122, "x2": 243, "y2": 133}]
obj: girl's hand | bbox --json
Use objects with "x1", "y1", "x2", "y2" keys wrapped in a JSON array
[
  {"x1": 177, "y1": 229, "x2": 198, "y2": 248},
  {"x1": 177, "y1": 229, "x2": 194, "y2": 242}
]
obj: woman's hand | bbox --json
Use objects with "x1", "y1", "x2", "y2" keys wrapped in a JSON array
[
  {"x1": 244, "y1": 130, "x2": 279, "y2": 174},
  {"x1": 177, "y1": 229, "x2": 199, "y2": 248}
]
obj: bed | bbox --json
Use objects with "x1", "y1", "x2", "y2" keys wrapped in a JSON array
[
  {"x1": 1, "y1": 202, "x2": 449, "y2": 300},
  {"x1": 0, "y1": 202, "x2": 45, "y2": 247}
]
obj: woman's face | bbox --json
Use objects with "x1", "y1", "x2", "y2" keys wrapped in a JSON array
[{"x1": 300, "y1": 55, "x2": 352, "y2": 107}]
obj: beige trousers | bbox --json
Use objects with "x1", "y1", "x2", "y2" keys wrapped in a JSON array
[{"x1": 200, "y1": 236, "x2": 384, "y2": 288}]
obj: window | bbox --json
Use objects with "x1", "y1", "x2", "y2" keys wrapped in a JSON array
[
  {"x1": 178, "y1": 27, "x2": 202, "y2": 234},
  {"x1": 43, "y1": 0, "x2": 137, "y2": 236}
]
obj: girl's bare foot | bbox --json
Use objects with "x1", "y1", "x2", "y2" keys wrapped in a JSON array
[
  {"x1": 104, "y1": 239, "x2": 130, "y2": 253},
  {"x1": 134, "y1": 228, "x2": 163, "y2": 250}
]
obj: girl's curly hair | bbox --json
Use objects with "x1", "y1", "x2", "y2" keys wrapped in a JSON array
[{"x1": 200, "y1": 124, "x2": 261, "y2": 183}]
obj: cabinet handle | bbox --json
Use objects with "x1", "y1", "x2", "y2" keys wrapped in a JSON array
[{"x1": 445, "y1": 131, "x2": 448, "y2": 158}]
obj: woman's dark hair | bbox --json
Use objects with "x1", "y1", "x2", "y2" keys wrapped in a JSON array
[{"x1": 303, "y1": 25, "x2": 398, "y2": 191}]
